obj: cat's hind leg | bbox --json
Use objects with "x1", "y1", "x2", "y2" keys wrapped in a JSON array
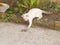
[
  {"x1": 37, "y1": 17, "x2": 42, "y2": 20},
  {"x1": 37, "y1": 15, "x2": 42, "y2": 20}
]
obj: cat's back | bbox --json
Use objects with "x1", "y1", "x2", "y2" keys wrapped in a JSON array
[{"x1": 28, "y1": 8, "x2": 42, "y2": 14}]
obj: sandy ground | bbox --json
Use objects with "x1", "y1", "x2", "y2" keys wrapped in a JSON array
[{"x1": 0, "y1": 22, "x2": 60, "y2": 45}]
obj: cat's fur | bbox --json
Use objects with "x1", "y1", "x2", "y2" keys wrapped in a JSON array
[{"x1": 21, "y1": 8, "x2": 51, "y2": 28}]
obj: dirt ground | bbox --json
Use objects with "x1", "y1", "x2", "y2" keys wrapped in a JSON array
[{"x1": 0, "y1": 22, "x2": 60, "y2": 45}]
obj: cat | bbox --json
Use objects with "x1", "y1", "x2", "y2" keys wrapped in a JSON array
[
  {"x1": 21, "y1": 8, "x2": 51, "y2": 29},
  {"x1": 0, "y1": 3, "x2": 9, "y2": 12}
]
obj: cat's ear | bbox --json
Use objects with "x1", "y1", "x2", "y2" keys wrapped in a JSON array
[{"x1": 0, "y1": 3, "x2": 3, "y2": 7}]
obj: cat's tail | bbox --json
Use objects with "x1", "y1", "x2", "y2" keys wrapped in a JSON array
[{"x1": 42, "y1": 10, "x2": 52, "y2": 14}]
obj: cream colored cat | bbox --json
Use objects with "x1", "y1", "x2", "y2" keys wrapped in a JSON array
[{"x1": 21, "y1": 8, "x2": 51, "y2": 28}]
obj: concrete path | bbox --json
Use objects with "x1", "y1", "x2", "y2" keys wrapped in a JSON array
[{"x1": 0, "y1": 22, "x2": 60, "y2": 45}]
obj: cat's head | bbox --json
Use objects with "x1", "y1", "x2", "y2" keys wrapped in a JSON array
[{"x1": 21, "y1": 13, "x2": 29, "y2": 21}]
